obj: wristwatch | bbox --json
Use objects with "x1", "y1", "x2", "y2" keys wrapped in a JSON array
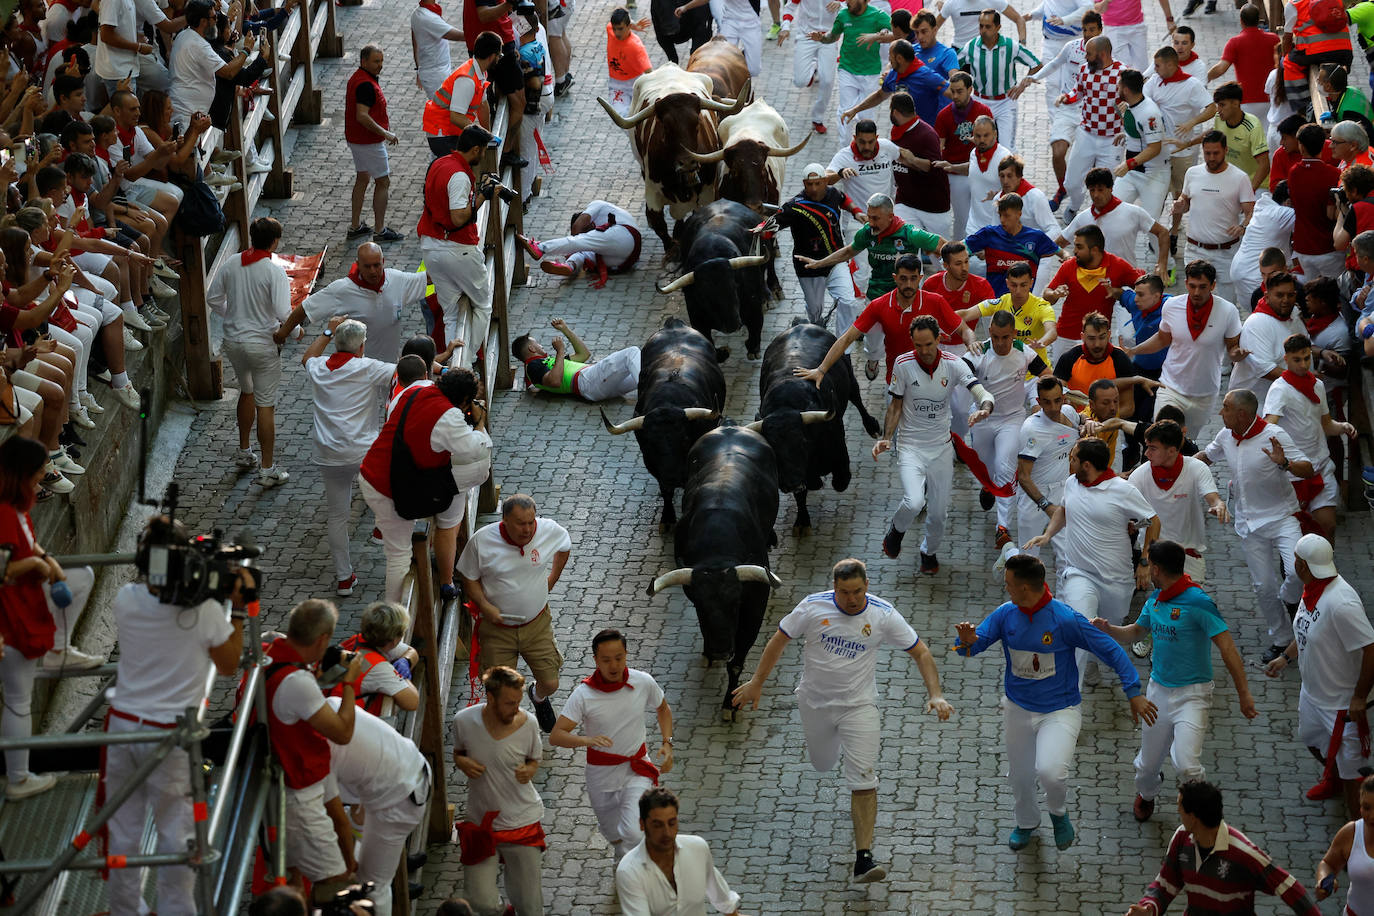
[{"x1": 323, "y1": 328, "x2": 333, "y2": 338}]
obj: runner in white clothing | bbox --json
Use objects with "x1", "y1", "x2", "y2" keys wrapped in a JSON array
[
  {"x1": 1126, "y1": 418, "x2": 1227, "y2": 582},
  {"x1": 732, "y1": 557, "x2": 953, "y2": 885},
  {"x1": 827, "y1": 125, "x2": 900, "y2": 299},
  {"x1": 779, "y1": 0, "x2": 839, "y2": 131},
  {"x1": 551, "y1": 629, "x2": 674, "y2": 862},
  {"x1": 410, "y1": 0, "x2": 466, "y2": 100},
  {"x1": 1015, "y1": 376, "x2": 1082, "y2": 559},
  {"x1": 874, "y1": 315, "x2": 996, "y2": 575},
  {"x1": 1228, "y1": 270, "x2": 1304, "y2": 404}
]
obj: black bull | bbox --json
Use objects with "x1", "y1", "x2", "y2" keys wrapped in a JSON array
[{"x1": 647, "y1": 425, "x2": 780, "y2": 719}]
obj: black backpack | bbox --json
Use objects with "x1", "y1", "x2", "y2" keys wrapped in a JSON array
[{"x1": 390, "y1": 389, "x2": 459, "y2": 520}]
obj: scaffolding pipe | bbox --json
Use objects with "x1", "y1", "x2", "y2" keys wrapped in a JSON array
[{"x1": 206, "y1": 665, "x2": 262, "y2": 843}]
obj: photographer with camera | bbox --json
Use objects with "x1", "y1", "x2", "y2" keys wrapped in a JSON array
[
  {"x1": 103, "y1": 513, "x2": 252, "y2": 916},
  {"x1": 417, "y1": 123, "x2": 495, "y2": 362},
  {"x1": 330, "y1": 601, "x2": 420, "y2": 714}
]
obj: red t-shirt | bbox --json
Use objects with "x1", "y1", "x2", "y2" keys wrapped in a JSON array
[
  {"x1": 1269, "y1": 140, "x2": 1336, "y2": 190},
  {"x1": 923, "y1": 270, "x2": 994, "y2": 344},
  {"x1": 463, "y1": 0, "x2": 514, "y2": 50},
  {"x1": 934, "y1": 99, "x2": 994, "y2": 164},
  {"x1": 1050, "y1": 253, "x2": 1143, "y2": 340},
  {"x1": 1220, "y1": 27, "x2": 1279, "y2": 104},
  {"x1": 1287, "y1": 157, "x2": 1342, "y2": 254},
  {"x1": 853, "y1": 287, "x2": 961, "y2": 379}
]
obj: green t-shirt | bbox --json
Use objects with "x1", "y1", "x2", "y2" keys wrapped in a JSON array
[
  {"x1": 830, "y1": 6, "x2": 890, "y2": 75},
  {"x1": 525, "y1": 355, "x2": 586, "y2": 394},
  {"x1": 850, "y1": 222, "x2": 941, "y2": 297},
  {"x1": 1349, "y1": 1, "x2": 1374, "y2": 43}
]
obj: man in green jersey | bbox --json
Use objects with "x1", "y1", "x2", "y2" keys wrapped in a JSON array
[
  {"x1": 809, "y1": 0, "x2": 891, "y2": 141},
  {"x1": 513, "y1": 318, "x2": 641, "y2": 401}
]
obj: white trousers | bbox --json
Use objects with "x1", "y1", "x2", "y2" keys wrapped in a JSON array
[
  {"x1": 1058, "y1": 567, "x2": 1135, "y2": 687},
  {"x1": 105, "y1": 714, "x2": 196, "y2": 916},
  {"x1": 421, "y1": 241, "x2": 492, "y2": 360},
  {"x1": 419, "y1": 66, "x2": 449, "y2": 102},
  {"x1": 464, "y1": 843, "x2": 544, "y2": 916},
  {"x1": 542, "y1": 225, "x2": 637, "y2": 273},
  {"x1": 719, "y1": 16, "x2": 762, "y2": 75},
  {"x1": 972, "y1": 417, "x2": 1022, "y2": 529},
  {"x1": 798, "y1": 262, "x2": 857, "y2": 326},
  {"x1": 950, "y1": 173, "x2": 972, "y2": 241},
  {"x1": 606, "y1": 77, "x2": 637, "y2": 116},
  {"x1": 799, "y1": 699, "x2": 881, "y2": 790},
  {"x1": 1107, "y1": 21, "x2": 1149, "y2": 71},
  {"x1": 1134, "y1": 678, "x2": 1213, "y2": 801},
  {"x1": 793, "y1": 34, "x2": 838, "y2": 123},
  {"x1": 894, "y1": 202, "x2": 953, "y2": 241},
  {"x1": 1153, "y1": 387, "x2": 1217, "y2": 438},
  {"x1": 1065, "y1": 130, "x2": 1122, "y2": 212},
  {"x1": 1238, "y1": 514, "x2": 1303, "y2": 638},
  {"x1": 836, "y1": 70, "x2": 880, "y2": 142},
  {"x1": 1183, "y1": 242, "x2": 1237, "y2": 305},
  {"x1": 979, "y1": 96, "x2": 1018, "y2": 151},
  {"x1": 321, "y1": 462, "x2": 361, "y2": 581},
  {"x1": 574, "y1": 346, "x2": 641, "y2": 401},
  {"x1": 589, "y1": 775, "x2": 654, "y2": 854},
  {"x1": 361, "y1": 475, "x2": 470, "y2": 603},
  {"x1": 355, "y1": 787, "x2": 427, "y2": 916},
  {"x1": 1004, "y1": 696, "x2": 1081, "y2": 828},
  {"x1": 1117, "y1": 169, "x2": 1169, "y2": 223},
  {"x1": 891, "y1": 438, "x2": 954, "y2": 555},
  {"x1": 519, "y1": 94, "x2": 553, "y2": 199},
  {"x1": 1295, "y1": 250, "x2": 1347, "y2": 282}
]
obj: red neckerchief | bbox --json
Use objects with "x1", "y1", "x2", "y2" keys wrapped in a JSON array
[
  {"x1": 325, "y1": 351, "x2": 357, "y2": 370},
  {"x1": 1157, "y1": 67, "x2": 1190, "y2": 84},
  {"x1": 1232, "y1": 417, "x2": 1268, "y2": 443},
  {"x1": 850, "y1": 140, "x2": 878, "y2": 162},
  {"x1": 499, "y1": 520, "x2": 535, "y2": 556},
  {"x1": 974, "y1": 146, "x2": 997, "y2": 172},
  {"x1": 1253, "y1": 297, "x2": 1278, "y2": 319},
  {"x1": 1306, "y1": 312, "x2": 1339, "y2": 336},
  {"x1": 1015, "y1": 178, "x2": 1034, "y2": 197},
  {"x1": 1017, "y1": 585, "x2": 1053, "y2": 620},
  {"x1": 1178, "y1": 50, "x2": 1198, "y2": 65},
  {"x1": 347, "y1": 262, "x2": 384, "y2": 292},
  {"x1": 114, "y1": 125, "x2": 137, "y2": 154},
  {"x1": 1185, "y1": 295, "x2": 1214, "y2": 340},
  {"x1": 896, "y1": 59, "x2": 923, "y2": 81},
  {"x1": 583, "y1": 669, "x2": 634, "y2": 692},
  {"x1": 241, "y1": 248, "x2": 272, "y2": 266},
  {"x1": 1281, "y1": 369, "x2": 1321, "y2": 404},
  {"x1": 1082, "y1": 468, "x2": 1117, "y2": 487},
  {"x1": 891, "y1": 116, "x2": 920, "y2": 143},
  {"x1": 1150, "y1": 453, "x2": 1186, "y2": 491},
  {"x1": 1302, "y1": 576, "x2": 1336, "y2": 609},
  {"x1": 1091, "y1": 196, "x2": 1123, "y2": 219},
  {"x1": 873, "y1": 215, "x2": 906, "y2": 241},
  {"x1": 419, "y1": 0, "x2": 442, "y2": 12},
  {"x1": 92, "y1": 145, "x2": 111, "y2": 164},
  {"x1": 1157, "y1": 574, "x2": 1198, "y2": 602}
]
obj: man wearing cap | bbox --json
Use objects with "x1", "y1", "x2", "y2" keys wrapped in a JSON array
[
  {"x1": 1265, "y1": 534, "x2": 1374, "y2": 817},
  {"x1": 772, "y1": 164, "x2": 863, "y2": 327}
]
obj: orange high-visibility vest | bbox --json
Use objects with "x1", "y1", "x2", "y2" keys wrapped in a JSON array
[
  {"x1": 1292, "y1": 0, "x2": 1352, "y2": 58},
  {"x1": 423, "y1": 59, "x2": 488, "y2": 137}
]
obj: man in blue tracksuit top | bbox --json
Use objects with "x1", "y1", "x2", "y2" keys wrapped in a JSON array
[{"x1": 955, "y1": 552, "x2": 1157, "y2": 852}]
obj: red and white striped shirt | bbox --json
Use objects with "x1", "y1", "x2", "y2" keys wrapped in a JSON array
[
  {"x1": 1138, "y1": 822, "x2": 1321, "y2": 915},
  {"x1": 1069, "y1": 60, "x2": 1123, "y2": 138}
]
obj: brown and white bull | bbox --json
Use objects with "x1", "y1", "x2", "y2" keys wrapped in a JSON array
[
  {"x1": 597, "y1": 65, "x2": 748, "y2": 253},
  {"x1": 693, "y1": 100, "x2": 810, "y2": 212},
  {"x1": 684, "y1": 36, "x2": 752, "y2": 102}
]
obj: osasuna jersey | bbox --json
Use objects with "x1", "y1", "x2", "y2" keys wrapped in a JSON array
[
  {"x1": 1018, "y1": 408, "x2": 1081, "y2": 493},
  {"x1": 1121, "y1": 96, "x2": 1167, "y2": 176},
  {"x1": 888, "y1": 350, "x2": 978, "y2": 445},
  {"x1": 964, "y1": 340, "x2": 1046, "y2": 422},
  {"x1": 778, "y1": 591, "x2": 919, "y2": 708}
]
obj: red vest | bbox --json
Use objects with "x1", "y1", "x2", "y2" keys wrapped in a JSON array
[
  {"x1": 263, "y1": 638, "x2": 332, "y2": 791},
  {"x1": 345, "y1": 68, "x2": 389, "y2": 145},
  {"x1": 359, "y1": 385, "x2": 455, "y2": 496},
  {"x1": 328, "y1": 634, "x2": 393, "y2": 715},
  {"x1": 417, "y1": 153, "x2": 480, "y2": 245}
]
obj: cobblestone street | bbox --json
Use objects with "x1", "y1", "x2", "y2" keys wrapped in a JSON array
[{"x1": 158, "y1": 0, "x2": 1374, "y2": 910}]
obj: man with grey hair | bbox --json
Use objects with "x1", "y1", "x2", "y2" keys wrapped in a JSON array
[
  {"x1": 458, "y1": 495, "x2": 572, "y2": 733},
  {"x1": 303, "y1": 315, "x2": 397, "y2": 597},
  {"x1": 936, "y1": 115, "x2": 1015, "y2": 241}
]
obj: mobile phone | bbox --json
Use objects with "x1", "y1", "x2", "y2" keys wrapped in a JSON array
[
  {"x1": 1321, "y1": 875, "x2": 1336, "y2": 894},
  {"x1": 122, "y1": 143, "x2": 133, "y2": 164},
  {"x1": 0, "y1": 544, "x2": 11, "y2": 581},
  {"x1": 171, "y1": 121, "x2": 182, "y2": 142}
]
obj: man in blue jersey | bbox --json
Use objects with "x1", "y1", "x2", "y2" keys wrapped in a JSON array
[
  {"x1": 1091, "y1": 539, "x2": 1257, "y2": 822},
  {"x1": 733, "y1": 557, "x2": 954, "y2": 884},
  {"x1": 955, "y1": 553, "x2": 1156, "y2": 851},
  {"x1": 964, "y1": 193, "x2": 1064, "y2": 296}
]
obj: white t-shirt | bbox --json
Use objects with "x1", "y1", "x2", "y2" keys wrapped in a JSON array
[
  {"x1": 168, "y1": 29, "x2": 224, "y2": 132},
  {"x1": 1264, "y1": 375, "x2": 1333, "y2": 473},
  {"x1": 456, "y1": 518, "x2": 573, "y2": 624},
  {"x1": 965, "y1": 341, "x2": 1041, "y2": 422},
  {"x1": 1203, "y1": 420, "x2": 1307, "y2": 535},
  {"x1": 306, "y1": 354, "x2": 395, "y2": 466},
  {"x1": 1233, "y1": 193, "x2": 1296, "y2": 271},
  {"x1": 386, "y1": 381, "x2": 492, "y2": 487},
  {"x1": 942, "y1": 0, "x2": 1009, "y2": 47},
  {"x1": 1064, "y1": 201, "x2": 1157, "y2": 262},
  {"x1": 1016, "y1": 186, "x2": 1060, "y2": 235},
  {"x1": 967, "y1": 143, "x2": 1016, "y2": 233},
  {"x1": 108, "y1": 125, "x2": 157, "y2": 190},
  {"x1": 410, "y1": 5, "x2": 456, "y2": 79},
  {"x1": 272, "y1": 668, "x2": 327, "y2": 725},
  {"x1": 1158, "y1": 294, "x2": 1242, "y2": 396},
  {"x1": 301, "y1": 269, "x2": 429, "y2": 364},
  {"x1": 450, "y1": 704, "x2": 544, "y2": 830},
  {"x1": 94, "y1": 0, "x2": 139, "y2": 79},
  {"x1": 1060, "y1": 474, "x2": 1157, "y2": 582},
  {"x1": 1229, "y1": 310, "x2": 1305, "y2": 403},
  {"x1": 888, "y1": 350, "x2": 977, "y2": 446},
  {"x1": 1126, "y1": 456, "x2": 1218, "y2": 554},
  {"x1": 111, "y1": 583, "x2": 234, "y2": 722},
  {"x1": 778, "y1": 591, "x2": 919, "y2": 708},
  {"x1": 206, "y1": 256, "x2": 293, "y2": 346},
  {"x1": 827, "y1": 140, "x2": 901, "y2": 214},
  {"x1": 1181, "y1": 162, "x2": 1255, "y2": 244},
  {"x1": 1144, "y1": 72, "x2": 1215, "y2": 160},
  {"x1": 1018, "y1": 408, "x2": 1081, "y2": 495},
  {"x1": 559, "y1": 668, "x2": 665, "y2": 792},
  {"x1": 324, "y1": 698, "x2": 427, "y2": 809},
  {"x1": 1294, "y1": 577, "x2": 1374, "y2": 710}
]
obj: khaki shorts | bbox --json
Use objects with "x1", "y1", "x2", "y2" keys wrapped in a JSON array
[
  {"x1": 478, "y1": 607, "x2": 563, "y2": 684},
  {"x1": 1168, "y1": 156, "x2": 1194, "y2": 201},
  {"x1": 222, "y1": 337, "x2": 283, "y2": 406}
]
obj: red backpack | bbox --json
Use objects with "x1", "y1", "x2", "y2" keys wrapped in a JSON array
[{"x1": 1310, "y1": 0, "x2": 1349, "y2": 35}]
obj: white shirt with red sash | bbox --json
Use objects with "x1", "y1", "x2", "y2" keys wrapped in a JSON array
[{"x1": 560, "y1": 667, "x2": 665, "y2": 793}]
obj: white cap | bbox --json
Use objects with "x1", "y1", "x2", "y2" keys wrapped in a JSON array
[
  {"x1": 801, "y1": 162, "x2": 827, "y2": 180},
  {"x1": 1295, "y1": 533, "x2": 1338, "y2": 579}
]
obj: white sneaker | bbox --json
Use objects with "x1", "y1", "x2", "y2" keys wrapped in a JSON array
[
  {"x1": 257, "y1": 466, "x2": 289, "y2": 487},
  {"x1": 40, "y1": 647, "x2": 104, "y2": 670},
  {"x1": 123, "y1": 328, "x2": 144, "y2": 351},
  {"x1": 210, "y1": 147, "x2": 242, "y2": 165},
  {"x1": 6, "y1": 772, "x2": 57, "y2": 800},
  {"x1": 80, "y1": 391, "x2": 105, "y2": 414},
  {"x1": 51, "y1": 449, "x2": 85, "y2": 475},
  {"x1": 149, "y1": 277, "x2": 177, "y2": 299},
  {"x1": 215, "y1": 181, "x2": 244, "y2": 194},
  {"x1": 234, "y1": 447, "x2": 259, "y2": 469},
  {"x1": 42, "y1": 468, "x2": 74, "y2": 494},
  {"x1": 205, "y1": 172, "x2": 240, "y2": 188},
  {"x1": 146, "y1": 303, "x2": 171, "y2": 321},
  {"x1": 123, "y1": 308, "x2": 152, "y2": 332},
  {"x1": 70, "y1": 405, "x2": 96, "y2": 429},
  {"x1": 152, "y1": 259, "x2": 180, "y2": 280},
  {"x1": 246, "y1": 158, "x2": 271, "y2": 176},
  {"x1": 109, "y1": 385, "x2": 140, "y2": 409}
]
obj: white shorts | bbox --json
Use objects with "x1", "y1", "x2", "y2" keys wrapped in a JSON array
[
  {"x1": 221, "y1": 337, "x2": 282, "y2": 406},
  {"x1": 606, "y1": 77, "x2": 636, "y2": 116},
  {"x1": 10, "y1": 385, "x2": 39, "y2": 426},
  {"x1": 349, "y1": 141, "x2": 391, "y2": 179},
  {"x1": 74, "y1": 250, "x2": 112, "y2": 277},
  {"x1": 1300, "y1": 458, "x2": 1341, "y2": 512},
  {"x1": 127, "y1": 176, "x2": 184, "y2": 208},
  {"x1": 893, "y1": 203, "x2": 952, "y2": 240},
  {"x1": 1299, "y1": 688, "x2": 1369, "y2": 780},
  {"x1": 546, "y1": 0, "x2": 573, "y2": 36},
  {"x1": 798, "y1": 699, "x2": 880, "y2": 791},
  {"x1": 1049, "y1": 103, "x2": 1079, "y2": 144},
  {"x1": 285, "y1": 779, "x2": 348, "y2": 881}
]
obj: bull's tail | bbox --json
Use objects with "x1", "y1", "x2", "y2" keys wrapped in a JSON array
[{"x1": 842, "y1": 354, "x2": 881, "y2": 438}]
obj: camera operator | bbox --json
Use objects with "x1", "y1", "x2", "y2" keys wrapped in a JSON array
[
  {"x1": 262, "y1": 599, "x2": 368, "y2": 906},
  {"x1": 104, "y1": 514, "x2": 251, "y2": 916},
  {"x1": 417, "y1": 124, "x2": 495, "y2": 360}
]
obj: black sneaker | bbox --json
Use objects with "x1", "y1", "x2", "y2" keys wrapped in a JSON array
[
  {"x1": 374, "y1": 227, "x2": 404, "y2": 243},
  {"x1": 528, "y1": 683, "x2": 556, "y2": 733},
  {"x1": 553, "y1": 73, "x2": 575, "y2": 97},
  {"x1": 920, "y1": 552, "x2": 939, "y2": 575},
  {"x1": 882, "y1": 527, "x2": 904, "y2": 559},
  {"x1": 979, "y1": 487, "x2": 995, "y2": 511},
  {"x1": 501, "y1": 151, "x2": 530, "y2": 170},
  {"x1": 1203, "y1": 0, "x2": 1217, "y2": 11},
  {"x1": 854, "y1": 850, "x2": 887, "y2": 883},
  {"x1": 1260, "y1": 643, "x2": 1289, "y2": 664},
  {"x1": 1181, "y1": 0, "x2": 1203, "y2": 13},
  {"x1": 1169, "y1": 233, "x2": 1178, "y2": 256},
  {"x1": 346, "y1": 222, "x2": 372, "y2": 239}
]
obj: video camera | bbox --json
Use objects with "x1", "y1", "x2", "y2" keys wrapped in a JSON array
[
  {"x1": 477, "y1": 172, "x2": 519, "y2": 205},
  {"x1": 317, "y1": 881, "x2": 376, "y2": 915},
  {"x1": 316, "y1": 644, "x2": 359, "y2": 690},
  {"x1": 135, "y1": 484, "x2": 262, "y2": 606}
]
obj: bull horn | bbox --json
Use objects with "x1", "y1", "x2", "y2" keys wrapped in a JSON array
[
  {"x1": 727, "y1": 255, "x2": 769, "y2": 270},
  {"x1": 743, "y1": 419, "x2": 764, "y2": 432},
  {"x1": 735, "y1": 565, "x2": 783, "y2": 587},
  {"x1": 648, "y1": 568, "x2": 694, "y2": 595},
  {"x1": 767, "y1": 132, "x2": 812, "y2": 158},
  {"x1": 684, "y1": 147, "x2": 727, "y2": 163},
  {"x1": 800, "y1": 410, "x2": 834, "y2": 425},
  {"x1": 682, "y1": 408, "x2": 717, "y2": 421},
  {"x1": 597, "y1": 96, "x2": 653, "y2": 129},
  {"x1": 656, "y1": 271, "x2": 696, "y2": 293},
  {"x1": 600, "y1": 408, "x2": 645, "y2": 435},
  {"x1": 700, "y1": 79, "x2": 752, "y2": 114}
]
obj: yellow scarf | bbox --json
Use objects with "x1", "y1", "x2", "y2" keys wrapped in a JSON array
[{"x1": 1076, "y1": 263, "x2": 1107, "y2": 292}]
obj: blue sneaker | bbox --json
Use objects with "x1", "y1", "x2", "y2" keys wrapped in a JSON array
[
  {"x1": 439, "y1": 583, "x2": 460, "y2": 602},
  {"x1": 1007, "y1": 826, "x2": 1035, "y2": 850},
  {"x1": 1050, "y1": 813, "x2": 1075, "y2": 849}
]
